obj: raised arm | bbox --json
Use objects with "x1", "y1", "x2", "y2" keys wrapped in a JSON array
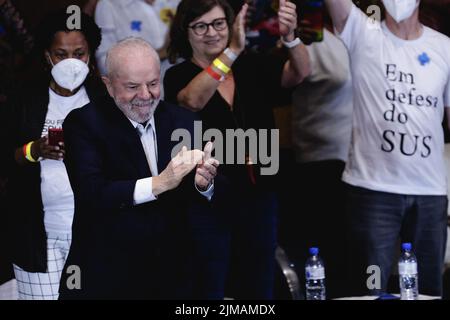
[
  {"x1": 176, "y1": 4, "x2": 248, "y2": 112},
  {"x1": 324, "y1": 0, "x2": 353, "y2": 34},
  {"x1": 279, "y1": 0, "x2": 311, "y2": 88}
]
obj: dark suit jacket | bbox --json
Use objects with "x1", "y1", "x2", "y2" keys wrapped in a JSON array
[{"x1": 59, "y1": 96, "x2": 210, "y2": 299}]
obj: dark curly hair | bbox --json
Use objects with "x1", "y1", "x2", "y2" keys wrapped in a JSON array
[
  {"x1": 168, "y1": 0, "x2": 235, "y2": 63},
  {"x1": 35, "y1": 8, "x2": 102, "y2": 64},
  {"x1": 31, "y1": 8, "x2": 103, "y2": 87}
]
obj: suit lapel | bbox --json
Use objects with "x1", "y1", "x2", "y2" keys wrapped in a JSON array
[
  {"x1": 154, "y1": 102, "x2": 172, "y2": 174},
  {"x1": 103, "y1": 97, "x2": 152, "y2": 177}
]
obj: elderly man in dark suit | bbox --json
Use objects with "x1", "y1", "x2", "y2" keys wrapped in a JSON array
[{"x1": 58, "y1": 37, "x2": 218, "y2": 299}]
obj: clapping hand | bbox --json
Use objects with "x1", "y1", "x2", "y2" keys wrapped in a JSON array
[{"x1": 195, "y1": 141, "x2": 219, "y2": 191}]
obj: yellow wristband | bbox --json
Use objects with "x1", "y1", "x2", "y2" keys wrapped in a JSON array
[
  {"x1": 213, "y1": 58, "x2": 230, "y2": 74},
  {"x1": 25, "y1": 141, "x2": 38, "y2": 162}
]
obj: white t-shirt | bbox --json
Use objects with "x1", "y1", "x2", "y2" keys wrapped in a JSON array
[
  {"x1": 340, "y1": 4, "x2": 450, "y2": 195},
  {"x1": 95, "y1": 0, "x2": 180, "y2": 75},
  {"x1": 292, "y1": 29, "x2": 353, "y2": 163},
  {"x1": 40, "y1": 87, "x2": 90, "y2": 233}
]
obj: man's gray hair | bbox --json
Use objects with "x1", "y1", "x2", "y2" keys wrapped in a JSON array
[{"x1": 105, "y1": 37, "x2": 160, "y2": 77}]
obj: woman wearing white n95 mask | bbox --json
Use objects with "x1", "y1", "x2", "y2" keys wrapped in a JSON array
[
  {"x1": 48, "y1": 56, "x2": 90, "y2": 93},
  {"x1": 0, "y1": 9, "x2": 103, "y2": 300}
]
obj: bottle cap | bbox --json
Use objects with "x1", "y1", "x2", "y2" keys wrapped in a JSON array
[
  {"x1": 402, "y1": 243, "x2": 412, "y2": 251},
  {"x1": 309, "y1": 247, "x2": 319, "y2": 255}
]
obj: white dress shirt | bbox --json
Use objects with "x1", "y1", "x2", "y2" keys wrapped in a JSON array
[{"x1": 128, "y1": 116, "x2": 214, "y2": 205}]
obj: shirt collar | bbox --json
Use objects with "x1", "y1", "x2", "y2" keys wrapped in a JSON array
[{"x1": 128, "y1": 116, "x2": 156, "y2": 133}]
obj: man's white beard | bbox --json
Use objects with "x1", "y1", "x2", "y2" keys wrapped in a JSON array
[{"x1": 115, "y1": 97, "x2": 159, "y2": 123}]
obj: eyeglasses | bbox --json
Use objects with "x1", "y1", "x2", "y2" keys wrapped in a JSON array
[{"x1": 188, "y1": 18, "x2": 228, "y2": 36}]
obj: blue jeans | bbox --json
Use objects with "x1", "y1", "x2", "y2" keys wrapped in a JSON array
[{"x1": 345, "y1": 184, "x2": 448, "y2": 297}]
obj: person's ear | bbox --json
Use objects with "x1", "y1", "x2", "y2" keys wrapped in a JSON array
[{"x1": 102, "y1": 76, "x2": 114, "y2": 97}]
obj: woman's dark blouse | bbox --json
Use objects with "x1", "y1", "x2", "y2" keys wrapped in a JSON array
[{"x1": 164, "y1": 52, "x2": 287, "y2": 191}]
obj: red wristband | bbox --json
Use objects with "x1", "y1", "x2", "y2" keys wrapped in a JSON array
[
  {"x1": 205, "y1": 65, "x2": 224, "y2": 82},
  {"x1": 22, "y1": 144, "x2": 27, "y2": 158}
]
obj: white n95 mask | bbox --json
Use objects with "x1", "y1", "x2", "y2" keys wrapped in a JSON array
[
  {"x1": 49, "y1": 56, "x2": 90, "y2": 92},
  {"x1": 382, "y1": 0, "x2": 420, "y2": 23}
]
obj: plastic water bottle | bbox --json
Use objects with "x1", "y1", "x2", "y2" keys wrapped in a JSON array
[
  {"x1": 398, "y1": 243, "x2": 419, "y2": 300},
  {"x1": 305, "y1": 247, "x2": 326, "y2": 300}
]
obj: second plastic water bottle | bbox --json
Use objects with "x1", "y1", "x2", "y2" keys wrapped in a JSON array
[
  {"x1": 398, "y1": 242, "x2": 419, "y2": 300},
  {"x1": 305, "y1": 247, "x2": 326, "y2": 300}
]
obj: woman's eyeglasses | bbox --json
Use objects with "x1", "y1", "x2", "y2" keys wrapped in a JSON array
[{"x1": 188, "y1": 18, "x2": 228, "y2": 36}]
